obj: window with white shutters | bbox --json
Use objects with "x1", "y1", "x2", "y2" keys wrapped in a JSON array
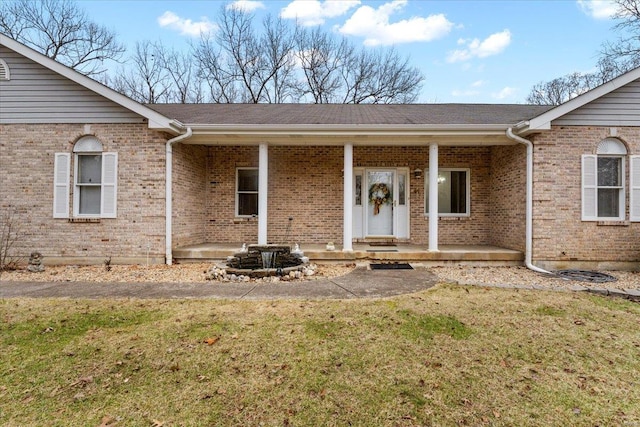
[
  {"x1": 582, "y1": 138, "x2": 627, "y2": 221},
  {"x1": 53, "y1": 136, "x2": 117, "y2": 219}
]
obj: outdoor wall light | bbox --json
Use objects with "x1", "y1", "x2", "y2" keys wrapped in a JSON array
[{"x1": 413, "y1": 168, "x2": 422, "y2": 179}]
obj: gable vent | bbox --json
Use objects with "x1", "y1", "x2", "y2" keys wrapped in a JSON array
[{"x1": 0, "y1": 58, "x2": 10, "y2": 81}]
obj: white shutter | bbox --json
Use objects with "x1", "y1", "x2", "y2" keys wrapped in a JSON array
[
  {"x1": 631, "y1": 155, "x2": 640, "y2": 222},
  {"x1": 53, "y1": 153, "x2": 70, "y2": 218},
  {"x1": 582, "y1": 155, "x2": 597, "y2": 221},
  {"x1": 100, "y1": 152, "x2": 118, "y2": 218}
]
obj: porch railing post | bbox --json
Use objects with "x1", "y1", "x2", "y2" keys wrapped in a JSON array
[
  {"x1": 258, "y1": 142, "x2": 268, "y2": 245},
  {"x1": 428, "y1": 143, "x2": 439, "y2": 252},
  {"x1": 343, "y1": 143, "x2": 353, "y2": 252}
]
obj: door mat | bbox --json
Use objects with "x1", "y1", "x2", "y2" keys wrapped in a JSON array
[
  {"x1": 369, "y1": 242, "x2": 397, "y2": 246},
  {"x1": 370, "y1": 263, "x2": 413, "y2": 270},
  {"x1": 366, "y1": 249, "x2": 399, "y2": 253}
]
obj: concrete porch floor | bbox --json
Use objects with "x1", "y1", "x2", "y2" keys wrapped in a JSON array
[{"x1": 173, "y1": 243, "x2": 524, "y2": 265}]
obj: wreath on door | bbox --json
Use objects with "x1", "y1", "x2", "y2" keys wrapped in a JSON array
[{"x1": 369, "y1": 183, "x2": 392, "y2": 215}]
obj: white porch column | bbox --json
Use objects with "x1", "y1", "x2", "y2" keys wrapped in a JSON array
[
  {"x1": 258, "y1": 143, "x2": 268, "y2": 245},
  {"x1": 428, "y1": 143, "x2": 439, "y2": 252},
  {"x1": 343, "y1": 143, "x2": 354, "y2": 252}
]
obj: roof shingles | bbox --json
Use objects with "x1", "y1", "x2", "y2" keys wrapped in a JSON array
[{"x1": 147, "y1": 103, "x2": 553, "y2": 126}]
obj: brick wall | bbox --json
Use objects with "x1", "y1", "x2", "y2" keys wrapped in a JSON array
[
  {"x1": 203, "y1": 145, "x2": 497, "y2": 246},
  {"x1": 0, "y1": 123, "x2": 167, "y2": 263},
  {"x1": 530, "y1": 126, "x2": 640, "y2": 264},
  {"x1": 172, "y1": 143, "x2": 208, "y2": 248},
  {"x1": 355, "y1": 146, "x2": 494, "y2": 245},
  {"x1": 489, "y1": 145, "x2": 526, "y2": 251}
]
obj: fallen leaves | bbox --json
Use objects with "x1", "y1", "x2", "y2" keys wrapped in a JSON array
[{"x1": 203, "y1": 337, "x2": 220, "y2": 345}]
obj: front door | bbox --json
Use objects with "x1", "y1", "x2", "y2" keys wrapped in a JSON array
[{"x1": 366, "y1": 170, "x2": 395, "y2": 236}]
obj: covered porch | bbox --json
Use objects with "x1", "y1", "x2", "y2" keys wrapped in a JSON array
[
  {"x1": 159, "y1": 104, "x2": 549, "y2": 267},
  {"x1": 173, "y1": 242, "x2": 523, "y2": 265}
]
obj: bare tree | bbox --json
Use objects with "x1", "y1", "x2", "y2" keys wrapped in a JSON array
[
  {"x1": 0, "y1": 207, "x2": 24, "y2": 276},
  {"x1": 526, "y1": 72, "x2": 588, "y2": 105},
  {"x1": 0, "y1": 0, "x2": 125, "y2": 76},
  {"x1": 341, "y1": 48, "x2": 424, "y2": 104},
  {"x1": 194, "y1": 7, "x2": 298, "y2": 103},
  {"x1": 601, "y1": 0, "x2": 640, "y2": 71},
  {"x1": 107, "y1": 41, "x2": 172, "y2": 104},
  {"x1": 192, "y1": 5, "x2": 424, "y2": 104},
  {"x1": 526, "y1": 0, "x2": 640, "y2": 105},
  {"x1": 295, "y1": 27, "x2": 352, "y2": 103},
  {"x1": 161, "y1": 48, "x2": 206, "y2": 103}
]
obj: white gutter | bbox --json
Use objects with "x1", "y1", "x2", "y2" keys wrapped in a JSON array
[
  {"x1": 165, "y1": 127, "x2": 193, "y2": 265},
  {"x1": 506, "y1": 128, "x2": 552, "y2": 275}
]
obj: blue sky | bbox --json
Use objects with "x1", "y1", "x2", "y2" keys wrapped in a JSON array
[{"x1": 81, "y1": 0, "x2": 621, "y2": 103}]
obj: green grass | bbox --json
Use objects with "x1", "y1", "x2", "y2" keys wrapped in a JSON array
[{"x1": 1, "y1": 285, "x2": 639, "y2": 426}]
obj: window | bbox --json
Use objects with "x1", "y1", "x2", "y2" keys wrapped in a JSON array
[
  {"x1": 398, "y1": 172, "x2": 406, "y2": 206},
  {"x1": 425, "y1": 168, "x2": 470, "y2": 216},
  {"x1": 53, "y1": 136, "x2": 117, "y2": 218},
  {"x1": 354, "y1": 174, "x2": 362, "y2": 206},
  {"x1": 582, "y1": 138, "x2": 626, "y2": 221},
  {"x1": 236, "y1": 168, "x2": 258, "y2": 217}
]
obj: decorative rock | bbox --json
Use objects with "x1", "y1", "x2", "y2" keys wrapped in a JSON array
[{"x1": 27, "y1": 251, "x2": 45, "y2": 273}]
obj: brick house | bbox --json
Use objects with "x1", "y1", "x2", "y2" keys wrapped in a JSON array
[{"x1": 1, "y1": 35, "x2": 639, "y2": 270}]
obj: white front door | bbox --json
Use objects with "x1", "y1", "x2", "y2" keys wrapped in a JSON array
[
  {"x1": 352, "y1": 168, "x2": 409, "y2": 239},
  {"x1": 366, "y1": 170, "x2": 395, "y2": 236}
]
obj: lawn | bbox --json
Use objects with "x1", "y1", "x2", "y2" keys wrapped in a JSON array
[{"x1": 1, "y1": 284, "x2": 639, "y2": 426}]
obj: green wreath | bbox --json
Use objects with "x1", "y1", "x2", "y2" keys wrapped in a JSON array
[{"x1": 369, "y1": 183, "x2": 392, "y2": 215}]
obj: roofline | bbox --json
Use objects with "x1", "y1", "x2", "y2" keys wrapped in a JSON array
[
  {"x1": 0, "y1": 34, "x2": 181, "y2": 134},
  {"x1": 522, "y1": 66, "x2": 640, "y2": 132}
]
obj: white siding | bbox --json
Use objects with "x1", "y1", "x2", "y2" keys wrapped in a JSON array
[
  {"x1": 0, "y1": 45, "x2": 144, "y2": 124},
  {"x1": 554, "y1": 80, "x2": 640, "y2": 126}
]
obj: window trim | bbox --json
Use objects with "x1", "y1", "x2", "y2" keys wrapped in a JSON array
[
  {"x1": 65, "y1": 136, "x2": 117, "y2": 219},
  {"x1": 582, "y1": 143, "x2": 627, "y2": 222},
  {"x1": 74, "y1": 152, "x2": 103, "y2": 217},
  {"x1": 424, "y1": 168, "x2": 471, "y2": 217},
  {"x1": 235, "y1": 167, "x2": 259, "y2": 218}
]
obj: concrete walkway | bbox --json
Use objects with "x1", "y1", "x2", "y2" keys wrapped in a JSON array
[{"x1": 0, "y1": 267, "x2": 438, "y2": 300}]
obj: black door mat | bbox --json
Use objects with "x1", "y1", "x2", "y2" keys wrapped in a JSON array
[
  {"x1": 366, "y1": 249, "x2": 399, "y2": 253},
  {"x1": 369, "y1": 242, "x2": 397, "y2": 246},
  {"x1": 370, "y1": 263, "x2": 413, "y2": 270}
]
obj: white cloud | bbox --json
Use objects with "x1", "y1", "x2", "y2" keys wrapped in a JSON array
[
  {"x1": 447, "y1": 29, "x2": 511, "y2": 63},
  {"x1": 577, "y1": 0, "x2": 618, "y2": 19},
  {"x1": 492, "y1": 86, "x2": 517, "y2": 100},
  {"x1": 158, "y1": 11, "x2": 215, "y2": 36},
  {"x1": 227, "y1": 1, "x2": 266, "y2": 13},
  {"x1": 471, "y1": 80, "x2": 485, "y2": 88},
  {"x1": 281, "y1": 0, "x2": 361, "y2": 26},
  {"x1": 338, "y1": 0, "x2": 454, "y2": 46}
]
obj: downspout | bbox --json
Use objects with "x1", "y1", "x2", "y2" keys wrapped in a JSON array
[
  {"x1": 165, "y1": 127, "x2": 193, "y2": 265},
  {"x1": 506, "y1": 128, "x2": 552, "y2": 274}
]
